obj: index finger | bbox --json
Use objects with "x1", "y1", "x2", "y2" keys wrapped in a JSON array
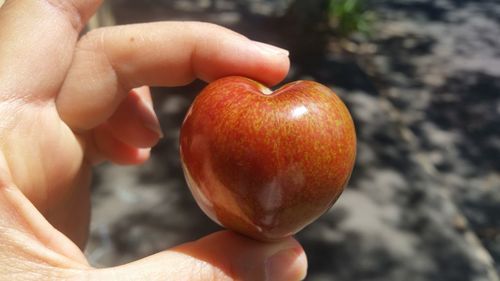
[{"x1": 56, "y1": 21, "x2": 290, "y2": 131}]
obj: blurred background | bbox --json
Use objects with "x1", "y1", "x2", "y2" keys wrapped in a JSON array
[{"x1": 84, "y1": 0, "x2": 500, "y2": 280}]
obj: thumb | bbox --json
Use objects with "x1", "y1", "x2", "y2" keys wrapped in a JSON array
[{"x1": 90, "y1": 231, "x2": 307, "y2": 281}]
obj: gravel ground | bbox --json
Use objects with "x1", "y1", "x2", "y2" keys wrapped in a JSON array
[{"x1": 86, "y1": 1, "x2": 500, "y2": 280}]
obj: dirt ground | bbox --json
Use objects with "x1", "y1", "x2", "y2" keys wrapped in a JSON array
[{"x1": 85, "y1": 1, "x2": 500, "y2": 280}]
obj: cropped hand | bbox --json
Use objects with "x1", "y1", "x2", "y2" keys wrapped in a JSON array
[{"x1": 0, "y1": 0, "x2": 306, "y2": 280}]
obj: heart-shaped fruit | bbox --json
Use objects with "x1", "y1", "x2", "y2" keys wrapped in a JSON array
[{"x1": 180, "y1": 76, "x2": 356, "y2": 241}]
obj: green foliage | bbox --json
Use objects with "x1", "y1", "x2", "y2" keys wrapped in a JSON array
[{"x1": 328, "y1": 0, "x2": 375, "y2": 37}]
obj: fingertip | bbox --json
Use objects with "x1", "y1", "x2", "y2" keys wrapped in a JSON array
[
  {"x1": 265, "y1": 241, "x2": 308, "y2": 281},
  {"x1": 177, "y1": 231, "x2": 308, "y2": 281},
  {"x1": 241, "y1": 40, "x2": 291, "y2": 86},
  {"x1": 193, "y1": 28, "x2": 290, "y2": 86},
  {"x1": 133, "y1": 86, "x2": 152, "y2": 103},
  {"x1": 92, "y1": 124, "x2": 152, "y2": 165},
  {"x1": 107, "y1": 88, "x2": 162, "y2": 148},
  {"x1": 135, "y1": 148, "x2": 152, "y2": 164},
  {"x1": 116, "y1": 147, "x2": 150, "y2": 165}
]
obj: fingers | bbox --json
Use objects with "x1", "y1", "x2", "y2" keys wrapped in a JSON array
[
  {"x1": 56, "y1": 21, "x2": 290, "y2": 131},
  {"x1": 0, "y1": 0, "x2": 102, "y2": 100},
  {"x1": 91, "y1": 231, "x2": 307, "y2": 281},
  {"x1": 107, "y1": 86, "x2": 162, "y2": 148},
  {"x1": 90, "y1": 123, "x2": 151, "y2": 166},
  {"x1": 85, "y1": 86, "x2": 160, "y2": 165}
]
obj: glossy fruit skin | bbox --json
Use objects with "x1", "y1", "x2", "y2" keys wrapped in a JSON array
[{"x1": 180, "y1": 76, "x2": 356, "y2": 241}]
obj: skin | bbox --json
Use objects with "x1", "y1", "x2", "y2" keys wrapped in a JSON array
[
  {"x1": 0, "y1": 0, "x2": 307, "y2": 280},
  {"x1": 180, "y1": 77, "x2": 356, "y2": 241}
]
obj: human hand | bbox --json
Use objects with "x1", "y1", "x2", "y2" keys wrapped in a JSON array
[{"x1": 0, "y1": 0, "x2": 306, "y2": 280}]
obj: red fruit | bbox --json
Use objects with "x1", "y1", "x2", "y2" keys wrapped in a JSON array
[{"x1": 180, "y1": 76, "x2": 356, "y2": 241}]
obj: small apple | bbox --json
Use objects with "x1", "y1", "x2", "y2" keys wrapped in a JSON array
[{"x1": 180, "y1": 76, "x2": 356, "y2": 241}]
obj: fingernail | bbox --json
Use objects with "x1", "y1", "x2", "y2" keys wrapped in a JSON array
[
  {"x1": 252, "y1": 41, "x2": 289, "y2": 56},
  {"x1": 137, "y1": 96, "x2": 163, "y2": 138},
  {"x1": 265, "y1": 246, "x2": 307, "y2": 281}
]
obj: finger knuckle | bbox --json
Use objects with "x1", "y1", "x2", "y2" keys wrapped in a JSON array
[{"x1": 44, "y1": 0, "x2": 83, "y2": 31}]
